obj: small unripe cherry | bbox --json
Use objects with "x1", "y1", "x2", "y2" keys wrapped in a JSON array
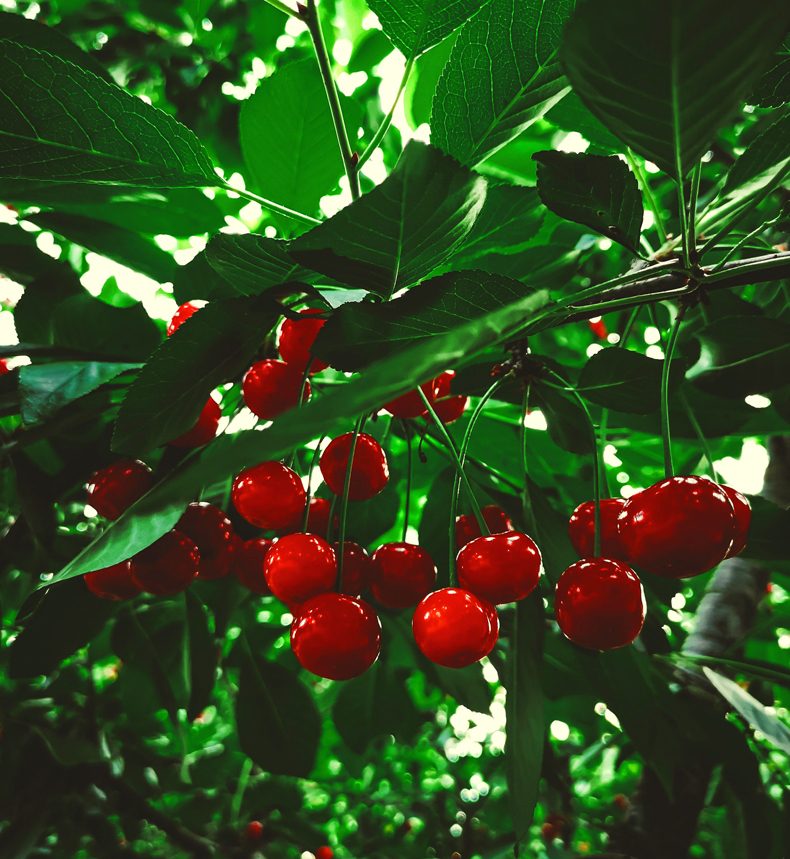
[
  {"x1": 278, "y1": 308, "x2": 328, "y2": 373},
  {"x1": 243, "y1": 359, "x2": 309, "y2": 420},
  {"x1": 129, "y1": 530, "x2": 200, "y2": 595},
  {"x1": 176, "y1": 502, "x2": 235, "y2": 580},
  {"x1": 84, "y1": 561, "x2": 141, "y2": 601},
  {"x1": 87, "y1": 459, "x2": 154, "y2": 520},
  {"x1": 233, "y1": 538, "x2": 273, "y2": 594},
  {"x1": 232, "y1": 461, "x2": 306, "y2": 530},
  {"x1": 264, "y1": 533, "x2": 336, "y2": 604},
  {"x1": 320, "y1": 432, "x2": 389, "y2": 501},
  {"x1": 167, "y1": 396, "x2": 221, "y2": 448},
  {"x1": 167, "y1": 301, "x2": 204, "y2": 336}
]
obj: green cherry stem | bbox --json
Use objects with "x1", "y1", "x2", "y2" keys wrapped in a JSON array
[
  {"x1": 220, "y1": 182, "x2": 321, "y2": 225},
  {"x1": 285, "y1": 358, "x2": 315, "y2": 471},
  {"x1": 326, "y1": 493, "x2": 338, "y2": 544},
  {"x1": 660, "y1": 305, "x2": 687, "y2": 478},
  {"x1": 357, "y1": 53, "x2": 415, "y2": 170},
  {"x1": 679, "y1": 389, "x2": 719, "y2": 481},
  {"x1": 687, "y1": 161, "x2": 702, "y2": 263},
  {"x1": 335, "y1": 414, "x2": 366, "y2": 592},
  {"x1": 520, "y1": 386, "x2": 539, "y2": 537},
  {"x1": 402, "y1": 419, "x2": 412, "y2": 543},
  {"x1": 301, "y1": 437, "x2": 325, "y2": 533},
  {"x1": 626, "y1": 148, "x2": 668, "y2": 244}
]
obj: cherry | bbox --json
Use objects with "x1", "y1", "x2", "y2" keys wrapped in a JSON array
[
  {"x1": 720, "y1": 484, "x2": 751, "y2": 558},
  {"x1": 617, "y1": 476, "x2": 735, "y2": 578},
  {"x1": 244, "y1": 821, "x2": 264, "y2": 842},
  {"x1": 554, "y1": 558, "x2": 645, "y2": 650},
  {"x1": 277, "y1": 496, "x2": 337, "y2": 540},
  {"x1": 264, "y1": 533, "x2": 336, "y2": 604},
  {"x1": 335, "y1": 541, "x2": 372, "y2": 596},
  {"x1": 315, "y1": 848, "x2": 333, "y2": 859},
  {"x1": 588, "y1": 317, "x2": 608, "y2": 339},
  {"x1": 290, "y1": 592, "x2": 381, "y2": 680},
  {"x1": 432, "y1": 370, "x2": 468, "y2": 424},
  {"x1": 320, "y1": 432, "x2": 389, "y2": 501},
  {"x1": 176, "y1": 502, "x2": 235, "y2": 580},
  {"x1": 0, "y1": 358, "x2": 10, "y2": 375},
  {"x1": 412, "y1": 588, "x2": 499, "y2": 668},
  {"x1": 167, "y1": 301, "x2": 204, "y2": 336},
  {"x1": 382, "y1": 380, "x2": 437, "y2": 419},
  {"x1": 87, "y1": 459, "x2": 154, "y2": 520},
  {"x1": 167, "y1": 396, "x2": 221, "y2": 448},
  {"x1": 568, "y1": 498, "x2": 630, "y2": 561},
  {"x1": 456, "y1": 531, "x2": 542, "y2": 605},
  {"x1": 243, "y1": 359, "x2": 309, "y2": 420},
  {"x1": 278, "y1": 308, "x2": 328, "y2": 373},
  {"x1": 369, "y1": 542, "x2": 436, "y2": 608},
  {"x1": 129, "y1": 530, "x2": 200, "y2": 595},
  {"x1": 233, "y1": 538, "x2": 273, "y2": 594},
  {"x1": 232, "y1": 461, "x2": 306, "y2": 529},
  {"x1": 456, "y1": 505, "x2": 514, "y2": 549},
  {"x1": 84, "y1": 561, "x2": 141, "y2": 601}
]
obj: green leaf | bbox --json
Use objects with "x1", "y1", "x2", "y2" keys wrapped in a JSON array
[
  {"x1": 172, "y1": 251, "x2": 230, "y2": 304},
  {"x1": 418, "y1": 466, "x2": 454, "y2": 588},
  {"x1": 18, "y1": 361, "x2": 141, "y2": 424},
  {"x1": 471, "y1": 243, "x2": 582, "y2": 288},
  {"x1": 405, "y1": 32, "x2": 457, "y2": 128},
  {"x1": 289, "y1": 140, "x2": 487, "y2": 300},
  {"x1": 749, "y1": 39, "x2": 790, "y2": 109},
  {"x1": 544, "y1": 90, "x2": 624, "y2": 153},
  {"x1": 561, "y1": 0, "x2": 790, "y2": 180},
  {"x1": 366, "y1": 0, "x2": 480, "y2": 58},
  {"x1": 741, "y1": 495, "x2": 790, "y2": 562},
  {"x1": 431, "y1": 0, "x2": 574, "y2": 167},
  {"x1": 0, "y1": 40, "x2": 217, "y2": 187},
  {"x1": 531, "y1": 385, "x2": 593, "y2": 454},
  {"x1": 185, "y1": 590, "x2": 218, "y2": 721},
  {"x1": 533, "y1": 151, "x2": 643, "y2": 253},
  {"x1": 522, "y1": 476, "x2": 577, "y2": 585}
]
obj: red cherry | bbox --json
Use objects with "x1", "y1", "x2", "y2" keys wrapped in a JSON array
[
  {"x1": 233, "y1": 538, "x2": 273, "y2": 594},
  {"x1": 264, "y1": 533, "x2": 336, "y2": 604},
  {"x1": 412, "y1": 588, "x2": 499, "y2": 668},
  {"x1": 320, "y1": 432, "x2": 389, "y2": 501},
  {"x1": 84, "y1": 561, "x2": 141, "y2": 601},
  {"x1": 232, "y1": 461, "x2": 306, "y2": 529},
  {"x1": 617, "y1": 476, "x2": 735, "y2": 578},
  {"x1": 244, "y1": 821, "x2": 264, "y2": 842},
  {"x1": 455, "y1": 505, "x2": 514, "y2": 549},
  {"x1": 176, "y1": 502, "x2": 235, "y2": 581},
  {"x1": 568, "y1": 498, "x2": 630, "y2": 561},
  {"x1": 167, "y1": 396, "x2": 221, "y2": 448},
  {"x1": 0, "y1": 358, "x2": 10, "y2": 375},
  {"x1": 433, "y1": 370, "x2": 454, "y2": 399},
  {"x1": 588, "y1": 317, "x2": 608, "y2": 339},
  {"x1": 382, "y1": 380, "x2": 437, "y2": 419},
  {"x1": 87, "y1": 459, "x2": 154, "y2": 520},
  {"x1": 167, "y1": 301, "x2": 203, "y2": 337},
  {"x1": 277, "y1": 496, "x2": 337, "y2": 540},
  {"x1": 290, "y1": 592, "x2": 381, "y2": 680},
  {"x1": 456, "y1": 531, "x2": 542, "y2": 605},
  {"x1": 315, "y1": 848, "x2": 333, "y2": 859},
  {"x1": 719, "y1": 484, "x2": 751, "y2": 559},
  {"x1": 278, "y1": 308, "x2": 328, "y2": 373},
  {"x1": 369, "y1": 542, "x2": 436, "y2": 608},
  {"x1": 243, "y1": 359, "x2": 310, "y2": 420},
  {"x1": 431, "y1": 370, "x2": 468, "y2": 424},
  {"x1": 129, "y1": 530, "x2": 200, "y2": 595},
  {"x1": 335, "y1": 541, "x2": 372, "y2": 596},
  {"x1": 554, "y1": 558, "x2": 646, "y2": 650}
]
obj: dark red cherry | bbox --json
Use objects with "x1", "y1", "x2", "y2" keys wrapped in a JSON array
[
  {"x1": 243, "y1": 359, "x2": 310, "y2": 420},
  {"x1": 232, "y1": 461, "x2": 306, "y2": 529},
  {"x1": 588, "y1": 317, "x2": 608, "y2": 340},
  {"x1": 290, "y1": 592, "x2": 381, "y2": 680},
  {"x1": 84, "y1": 561, "x2": 141, "y2": 601},
  {"x1": 720, "y1": 484, "x2": 751, "y2": 559},
  {"x1": 264, "y1": 533, "x2": 336, "y2": 604},
  {"x1": 167, "y1": 300, "x2": 204, "y2": 336},
  {"x1": 335, "y1": 542, "x2": 372, "y2": 596},
  {"x1": 617, "y1": 476, "x2": 735, "y2": 578},
  {"x1": 129, "y1": 530, "x2": 200, "y2": 595},
  {"x1": 277, "y1": 496, "x2": 337, "y2": 540},
  {"x1": 0, "y1": 358, "x2": 10, "y2": 375},
  {"x1": 167, "y1": 396, "x2": 221, "y2": 448},
  {"x1": 369, "y1": 542, "x2": 436, "y2": 608},
  {"x1": 457, "y1": 531, "x2": 541, "y2": 605},
  {"x1": 456, "y1": 505, "x2": 514, "y2": 549},
  {"x1": 568, "y1": 498, "x2": 630, "y2": 561},
  {"x1": 412, "y1": 587, "x2": 499, "y2": 668},
  {"x1": 382, "y1": 380, "x2": 437, "y2": 419},
  {"x1": 555, "y1": 558, "x2": 645, "y2": 650},
  {"x1": 245, "y1": 821, "x2": 264, "y2": 842},
  {"x1": 87, "y1": 459, "x2": 154, "y2": 520},
  {"x1": 176, "y1": 502, "x2": 235, "y2": 581},
  {"x1": 233, "y1": 538, "x2": 273, "y2": 594},
  {"x1": 315, "y1": 848, "x2": 333, "y2": 859},
  {"x1": 320, "y1": 432, "x2": 389, "y2": 501},
  {"x1": 431, "y1": 370, "x2": 468, "y2": 424},
  {"x1": 278, "y1": 308, "x2": 328, "y2": 373}
]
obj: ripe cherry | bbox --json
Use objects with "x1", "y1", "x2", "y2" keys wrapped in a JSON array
[
  {"x1": 84, "y1": 561, "x2": 141, "y2": 601},
  {"x1": 278, "y1": 308, "x2": 328, "y2": 373},
  {"x1": 277, "y1": 496, "x2": 337, "y2": 540},
  {"x1": 129, "y1": 530, "x2": 200, "y2": 595},
  {"x1": 87, "y1": 459, "x2": 154, "y2": 520},
  {"x1": 382, "y1": 380, "x2": 437, "y2": 419},
  {"x1": 232, "y1": 461, "x2": 305, "y2": 529},
  {"x1": 432, "y1": 370, "x2": 468, "y2": 424},
  {"x1": 320, "y1": 432, "x2": 389, "y2": 501},
  {"x1": 617, "y1": 476, "x2": 735, "y2": 578},
  {"x1": 244, "y1": 821, "x2": 264, "y2": 842},
  {"x1": 568, "y1": 498, "x2": 630, "y2": 561},
  {"x1": 369, "y1": 542, "x2": 436, "y2": 608},
  {"x1": 456, "y1": 505, "x2": 514, "y2": 549},
  {"x1": 290, "y1": 592, "x2": 381, "y2": 680},
  {"x1": 0, "y1": 358, "x2": 10, "y2": 375},
  {"x1": 167, "y1": 301, "x2": 204, "y2": 336},
  {"x1": 233, "y1": 538, "x2": 272, "y2": 594},
  {"x1": 336, "y1": 541, "x2": 372, "y2": 596},
  {"x1": 243, "y1": 359, "x2": 309, "y2": 420},
  {"x1": 176, "y1": 502, "x2": 235, "y2": 580},
  {"x1": 588, "y1": 316, "x2": 608, "y2": 339},
  {"x1": 264, "y1": 533, "x2": 336, "y2": 604},
  {"x1": 315, "y1": 848, "x2": 333, "y2": 859},
  {"x1": 167, "y1": 396, "x2": 221, "y2": 448},
  {"x1": 456, "y1": 531, "x2": 541, "y2": 605},
  {"x1": 413, "y1": 588, "x2": 499, "y2": 668},
  {"x1": 720, "y1": 484, "x2": 751, "y2": 558}
]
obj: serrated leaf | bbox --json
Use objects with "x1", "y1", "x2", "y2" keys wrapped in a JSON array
[
  {"x1": 533, "y1": 151, "x2": 643, "y2": 253},
  {"x1": 289, "y1": 140, "x2": 487, "y2": 300},
  {"x1": 471, "y1": 243, "x2": 582, "y2": 288},
  {"x1": 0, "y1": 40, "x2": 217, "y2": 186},
  {"x1": 431, "y1": 0, "x2": 574, "y2": 167},
  {"x1": 544, "y1": 90, "x2": 624, "y2": 153},
  {"x1": 749, "y1": 39, "x2": 790, "y2": 109},
  {"x1": 531, "y1": 384, "x2": 593, "y2": 454},
  {"x1": 366, "y1": 0, "x2": 480, "y2": 58}
]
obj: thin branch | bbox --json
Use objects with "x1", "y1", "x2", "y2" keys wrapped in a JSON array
[{"x1": 220, "y1": 182, "x2": 321, "y2": 226}]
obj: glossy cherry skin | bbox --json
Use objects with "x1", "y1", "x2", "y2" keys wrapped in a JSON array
[
  {"x1": 167, "y1": 301, "x2": 203, "y2": 336},
  {"x1": 320, "y1": 432, "x2": 389, "y2": 501},
  {"x1": 568, "y1": 498, "x2": 630, "y2": 561},
  {"x1": 87, "y1": 459, "x2": 154, "y2": 520},
  {"x1": 315, "y1": 848, "x2": 333, "y2": 859},
  {"x1": 233, "y1": 538, "x2": 273, "y2": 594},
  {"x1": 382, "y1": 380, "x2": 437, "y2": 419},
  {"x1": 369, "y1": 542, "x2": 437, "y2": 608},
  {"x1": 167, "y1": 396, "x2": 221, "y2": 448},
  {"x1": 264, "y1": 533, "x2": 336, "y2": 604},
  {"x1": 554, "y1": 558, "x2": 646, "y2": 650},
  {"x1": 232, "y1": 461, "x2": 306, "y2": 529},
  {"x1": 129, "y1": 530, "x2": 200, "y2": 595},
  {"x1": 457, "y1": 531, "x2": 542, "y2": 605},
  {"x1": 243, "y1": 359, "x2": 310, "y2": 421},
  {"x1": 278, "y1": 308, "x2": 328, "y2": 373},
  {"x1": 456, "y1": 505, "x2": 514, "y2": 550},
  {"x1": 0, "y1": 358, "x2": 10, "y2": 375},
  {"x1": 277, "y1": 496, "x2": 337, "y2": 540},
  {"x1": 720, "y1": 484, "x2": 751, "y2": 559},
  {"x1": 290, "y1": 592, "x2": 381, "y2": 680},
  {"x1": 413, "y1": 588, "x2": 499, "y2": 668},
  {"x1": 335, "y1": 541, "x2": 372, "y2": 596},
  {"x1": 84, "y1": 561, "x2": 141, "y2": 601},
  {"x1": 176, "y1": 502, "x2": 235, "y2": 580},
  {"x1": 432, "y1": 370, "x2": 468, "y2": 424},
  {"x1": 617, "y1": 476, "x2": 735, "y2": 578}
]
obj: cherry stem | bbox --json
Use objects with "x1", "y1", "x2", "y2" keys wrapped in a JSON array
[
  {"x1": 326, "y1": 494, "x2": 338, "y2": 544},
  {"x1": 402, "y1": 419, "x2": 412, "y2": 543},
  {"x1": 335, "y1": 414, "x2": 366, "y2": 592},
  {"x1": 520, "y1": 386, "x2": 539, "y2": 537},
  {"x1": 298, "y1": 358, "x2": 314, "y2": 408},
  {"x1": 660, "y1": 305, "x2": 686, "y2": 479},
  {"x1": 301, "y1": 437, "x2": 325, "y2": 533},
  {"x1": 679, "y1": 389, "x2": 719, "y2": 482},
  {"x1": 687, "y1": 161, "x2": 702, "y2": 264},
  {"x1": 626, "y1": 148, "x2": 668, "y2": 244}
]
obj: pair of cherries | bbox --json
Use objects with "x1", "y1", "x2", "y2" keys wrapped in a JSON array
[{"x1": 383, "y1": 370, "x2": 468, "y2": 424}]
